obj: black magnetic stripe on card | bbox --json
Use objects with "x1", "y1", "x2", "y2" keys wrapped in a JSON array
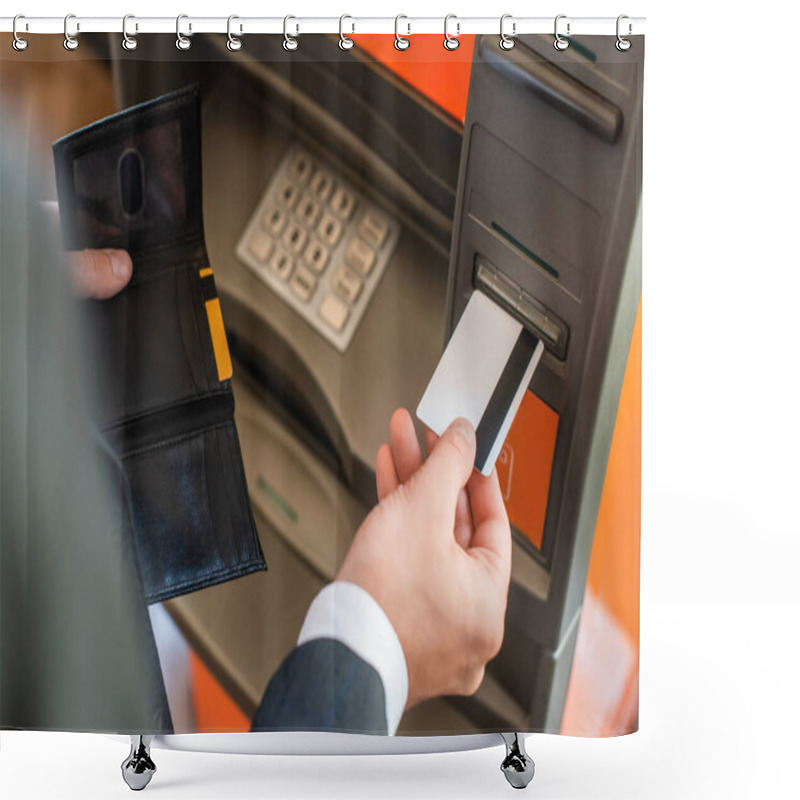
[{"x1": 474, "y1": 327, "x2": 539, "y2": 472}]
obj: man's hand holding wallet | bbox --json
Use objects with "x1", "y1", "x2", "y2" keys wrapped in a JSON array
[{"x1": 54, "y1": 86, "x2": 266, "y2": 604}]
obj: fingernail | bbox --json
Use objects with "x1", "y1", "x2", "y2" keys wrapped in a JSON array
[
  {"x1": 451, "y1": 417, "x2": 475, "y2": 446},
  {"x1": 109, "y1": 251, "x2": 131, "y2": 280}
]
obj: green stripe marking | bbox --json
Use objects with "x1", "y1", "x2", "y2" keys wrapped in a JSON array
[
  {"x1": 257, "y1": 475, "x2": 298, "y2": 524},
  {"x1": 564, "y1": 37, "x2": 597, "y2": 62},
  {"x1": 491, "y1": 222, "x2": 560, "y2": 279}
]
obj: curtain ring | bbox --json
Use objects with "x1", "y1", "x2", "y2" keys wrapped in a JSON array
[
  {"x1": 283, "y1": 15, "x2": 298, "y2": 51},
  {"x1": 443, "y1": 14, "x2": 460, "y2": 51},
  {"x1": 227, "y1": 15, "x2": 242, "y2": 51},
  {"x1": 394, "y1": 14, "x2": 410, "y2": 51},
  {"x1": 553, "y1": 14, "x2": 570, "y2": 51},
  {"x1": 616, "y1": 15, "x2": 632, "y2": 51},
  {"x1": 12, "y1": 14, "x2": 28, "y2": 51},
  {"x1": 499, "y1": 14, "x2": 515, "y2": 50},
  {"x1": 339, "y1": 14, "x2": 354, "y2": 50},
  {"x1": 64, "y1": 13, "x2": 79, "y2": 51},
  {"x1": 122, "y1": 15, "x2": 138, "y2": 51},
  {"x1": 176, "y1": 14, "x2": 192, "y2": 51}
]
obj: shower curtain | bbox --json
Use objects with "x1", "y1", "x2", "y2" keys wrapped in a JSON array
[{"x1": 0, "y1": 26, "x2": 642, "y2": 743}]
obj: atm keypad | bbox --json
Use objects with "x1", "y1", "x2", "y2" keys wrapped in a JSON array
[{"x1": 237, "y1": 145, "x2": 400, "y2": 351}]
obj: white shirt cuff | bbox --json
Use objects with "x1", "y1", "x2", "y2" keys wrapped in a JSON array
[{"x1": 297, "y1": 581, "x2": 408, "y2": 735}]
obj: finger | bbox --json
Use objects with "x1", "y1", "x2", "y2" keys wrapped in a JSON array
[
  {"x1": 69, "y1": 248, "x2": 132, "y2": 299},
  {"x1": 414, "y1": 418, "x2": 476, "y2": 508},
  {"x1": 389, "y1": 408, "x2": 424, "y2": 484},
  {"x1": 462, "y1": 665, "x2": 486, "y2": 698},
  {"x1": 467, "y1": 468, "x2": 508, "y2": 530},
  {"x1": 453, "y1": 487, "x2": 474, "y2": 550},
  {"x1": 469, "y1": 518, "x2": 512, "y2": 584},
  {"x1": 454, "y1": 519, "x2": 472, "y2": 550},
  {"x1": 425, "y1": 426, "x2": 472, "y2": 546},
  {"x1": 375, "y1": 443, "x2": 400, "y2": 500},
  {"x1": 466, "y1": 469, "x2": 511, "y2": 570},
  {"x1": 423, "y1": 428, "x2": 438, "y2": 459}
]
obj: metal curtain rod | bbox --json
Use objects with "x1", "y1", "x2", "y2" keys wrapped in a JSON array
[{"x1": 1, "y1": 15, "x2": 646, "y2": 37}]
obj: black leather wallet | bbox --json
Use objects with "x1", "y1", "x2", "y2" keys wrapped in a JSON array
[{"x1": 53, "y1": 85, "x2": 266, "y2": 604}]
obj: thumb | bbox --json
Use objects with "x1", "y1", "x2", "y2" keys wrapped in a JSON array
[
  {"x1": 69, "y1": 248, "x2": 132, "y2": 299},
  {"x1": 414, "y1": 418, "x2": 476, "y2": 508}
]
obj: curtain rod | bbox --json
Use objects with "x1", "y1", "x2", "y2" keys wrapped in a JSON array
[{"x1": 1, "y1": 15, "x2": 646, "y2": 37}]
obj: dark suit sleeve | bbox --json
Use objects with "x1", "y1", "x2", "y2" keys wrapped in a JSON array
[{"x1": 250, "y1": 638, "x2": 388, "y2": 734}]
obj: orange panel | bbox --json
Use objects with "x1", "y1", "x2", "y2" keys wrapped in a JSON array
[
  {"x1": 190, "y1": 651, "x2": 250, "y2": 732},
  {"x1": 586, "y1": 301, "x2": 642, "y2": 647},
  {"x1": 496, "y1": 391, "x2": 559, "y2": 551},
  {"x1": 353, "y1": 35, "x2": 475, "y2": 123},
  {"x1": 561, "y1": 299, "x2": 641, "y2": 735}
]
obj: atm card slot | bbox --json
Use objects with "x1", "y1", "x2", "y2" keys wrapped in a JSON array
[{"x1": 474, "y1": 257, "x2": 569, "y2": 360}]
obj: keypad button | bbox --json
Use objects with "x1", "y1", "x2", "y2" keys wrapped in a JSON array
[
  {"x1": 298, "y1": 196, "x2": 322, "y2": 229},
  {"x1": 319, "y1": 293, "x2": 350, "y2": 332},
  {"x1": 248, "y1": 230, "x2": 274, "y2": 262},
  {"x1": 344, "y1": 237, "x2": 376, "y2": 276},
  {"x1": 290, "y1": 266, "x2": 317, "y2": 302},
  {"x1": 310, "y1": 170, "x2": 335, "y2": 203},
  {"x1": 262, "y1": 205, "x2": 287, "y2": 236},
  {"x1": 333, "y1": 265, "x2": 363, "y2": 305},
  {"x1": 331, "y1": 186, "x2": 356, "y2": 220},
  {"x1": 277, "y1": 179, "x2": 300, "y2": 210},
  {"x1": 358, "y1": 210, "x2": 390, "y2": 249},
  {"x1": 318, "y1": 213, "x2": 343, "y2": 247},
  {"x1": 268, "y1": 250, "x2": 294, "y2": 282},
  {"x1": 290, "y1": 151, "x2": 314, "y2": 185},
  {"x1": 304, "y1": 240, "x2": 330, "y2": 274},
  {"x1": 283, "y1": 223, "x2": 308, "y2": 255}
]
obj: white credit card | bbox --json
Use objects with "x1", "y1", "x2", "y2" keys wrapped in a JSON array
[{"x1": 416, "y1": 291, "x2": 544, "y2": 476}]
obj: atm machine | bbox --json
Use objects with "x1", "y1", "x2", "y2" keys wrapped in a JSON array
[{"x1": 111, "y1": 30, "x2": 642, "y2": 734}]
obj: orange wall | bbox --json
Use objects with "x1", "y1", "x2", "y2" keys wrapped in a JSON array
[
  {"x1": 190, "y1": 651, "x2": 250, "y2": 732},
  {"x1": 353, "y1": 35, "x2": 475, "y2": 123},
  {"x1": 561, "y1": 301, "x2": 641, "y2": 736},
  {"x1": 586, "y1": 300, "x2": 642, "y2": 647}
]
